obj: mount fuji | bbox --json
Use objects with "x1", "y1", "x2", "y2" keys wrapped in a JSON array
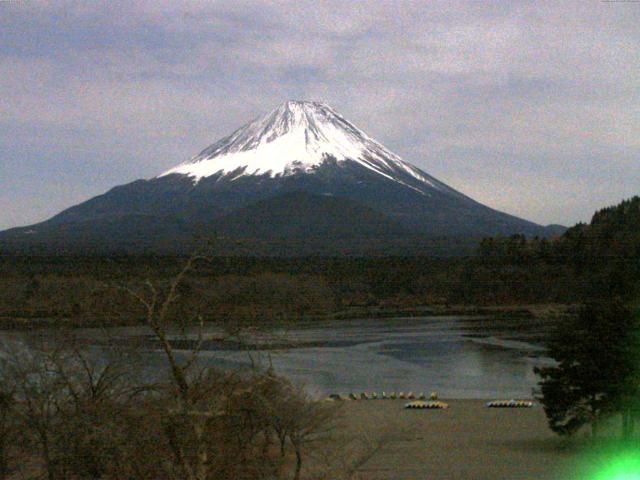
[{"x1": 0, "y1": 100, "x2": 563, "y2": 255}]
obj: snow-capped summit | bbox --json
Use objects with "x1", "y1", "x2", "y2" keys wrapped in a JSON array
[{"x1": 160, "y1": 100, "x2": 453, "y2": 196}]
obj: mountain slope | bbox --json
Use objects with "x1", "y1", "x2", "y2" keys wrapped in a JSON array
[
  {"x1": 0, "y1": 100, "x2": 562, "y2": 254},
  {"x1": 208, "y1": 191, "x2": 410, "y2": 239}
]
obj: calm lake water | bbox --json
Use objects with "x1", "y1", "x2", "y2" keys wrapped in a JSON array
[{"x1": 73, "y1": 315, "x2": 553, "y2": 399}]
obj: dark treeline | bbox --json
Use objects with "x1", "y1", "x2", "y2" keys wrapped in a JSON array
[
  {"x1": 0, "y1": 254, "x2": 563, "y2": 328},
  {"x1": 1, "y1": 196, "x2": 638, "y2": 327},
  {"x1": 477, "y1": 196, "x2": 640, "y2": 303}
]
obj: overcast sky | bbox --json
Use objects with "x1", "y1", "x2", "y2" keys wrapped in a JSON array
[{"x1": 1, "y1": 0, "x2": 638, "y2": 230}]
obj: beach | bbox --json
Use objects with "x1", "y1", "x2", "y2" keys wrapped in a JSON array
[{"x1": 322, "y1": 399, "x2": 577, "y2": 480}]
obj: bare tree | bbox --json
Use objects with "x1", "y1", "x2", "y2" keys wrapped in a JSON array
[
  {"x1": 287, "y1": 397, "x2": 336, "y2": 480},
  {"x1": 0, "y1": 330, "x2": 139, "y2": 480},
  {"x1": 48, "y1": 330, "x2": 140, "y2": 479},
  {"x1": 125, "y1": 254, "x2": 342, "y2": 480},
  {"x1": 126, "y1": 254, "x2": 224, "y2": 480},
  {"x1": 0, "y1": 337, "x2": 72, "y2": 479}
]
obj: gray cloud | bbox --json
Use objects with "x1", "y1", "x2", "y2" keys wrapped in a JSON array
[{"x1": 1, "y1": 0, "x2": 639, "y2": 230}]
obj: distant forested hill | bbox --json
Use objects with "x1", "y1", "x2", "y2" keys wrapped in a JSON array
[{"x1": 475, "y1": 196, "x2": 640, "y2": 303}]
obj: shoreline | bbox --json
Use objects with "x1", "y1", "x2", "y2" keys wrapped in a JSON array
[{"x1": 0, "y1": 303, "x2": 575, "y2": 331}]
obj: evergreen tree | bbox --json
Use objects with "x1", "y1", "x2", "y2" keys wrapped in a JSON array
[{"x1": 535, "y1": 300, "x2": 640, "y2": 437}]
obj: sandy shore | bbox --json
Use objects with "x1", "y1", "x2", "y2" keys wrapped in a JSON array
[{"x1": 323, "y1": 399, "x2": 578, "y2": 480}]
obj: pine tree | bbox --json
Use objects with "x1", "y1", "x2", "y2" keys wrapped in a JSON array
[{"x1": 535, "y1": 300, "x2": 640, "y2": 437}]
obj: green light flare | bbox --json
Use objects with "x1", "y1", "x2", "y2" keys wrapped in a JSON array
[{"x1": 588, "y1": 450, "x2": 640, "y2": 480}]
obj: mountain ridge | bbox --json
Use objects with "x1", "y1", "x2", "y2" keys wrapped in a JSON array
[{"x1": 0, "y1": 100, "x2": 564, "y2": 255}]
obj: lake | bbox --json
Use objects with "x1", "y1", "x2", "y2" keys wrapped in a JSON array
[{"x1": 73, "y1": 315, "x2": 552, "y2": 399}]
